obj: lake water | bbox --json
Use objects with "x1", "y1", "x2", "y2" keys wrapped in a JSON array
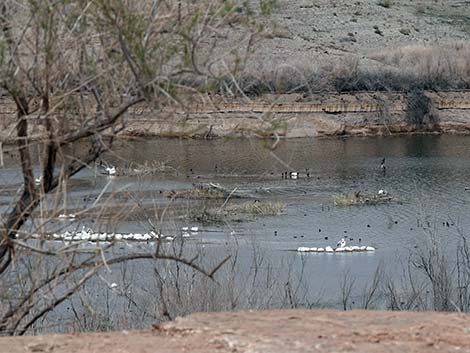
[{"x1": 2, "y1": 134, "x2": 470, "y2": 331}]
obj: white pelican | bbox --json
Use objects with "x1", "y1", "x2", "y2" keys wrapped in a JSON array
[
  {"x1": 317, "y1": 247, "x2": 325, "y2": 252},
  {"x1": 63, "y1": 234, "x2": 73, "y2": 241},
  {"x1": 325, "y1": 246, "x2": 334, "y2": 253},
  {"x1": 297, "y1": 247, "x2": 310, "y2": 252},
  {"x1": 58, "y1": 213, "x2": 76, "y2": 220},
  {"x1": 290, "y1": 171, "x2": 298, "y2": 180},
  {"x1": 190, "y1": 226, "x2": 199, "y2": 232},
  {"x1": 81, "y1": 232, "x2": 91, "y2": 241},
  {"x1": 337, "y1": 238, "x2": 347, "y2": 249},
  {"x1": 98, "y1": 161, "x2": 116, "y2": 176},
  {"x1": 366, "y1": 246, "x2": 376, "y2": 251}
]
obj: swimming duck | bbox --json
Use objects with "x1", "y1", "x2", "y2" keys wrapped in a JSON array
[
  {"x1": 289, "y1": 171, "x2": 299, "y2": 180},
  {"x1": 380, "y1": 158, "x2": 386, "y2": 174}
]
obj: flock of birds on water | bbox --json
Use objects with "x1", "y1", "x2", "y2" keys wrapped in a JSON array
[
  {"x1": 32, "y1": 226, "x2": 376, "y2": 255},
  {"x1": 31, "y1": 158, "x2": 389, "y2": 254},
  {"x1": 297, "y1": 238, "x2": 375, "y2": 253},
  {"x1": 33, "y1": 157, "x2": 470, "y2": 253},
  {"x1": 78, "y1": 157, "x2": 469, "y2": 196},
  {"x1": 30, "y1": 226, "x2": 200, "y2": 242}
]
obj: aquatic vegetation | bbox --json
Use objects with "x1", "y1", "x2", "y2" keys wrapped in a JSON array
[
  {"x1": 119, "y1": 161, "x2": 175, "y2": 177},
  {"x1": 334, "y1": 191, "x2": 398, "y2": 207},
  {"x1": 166, "y1": 187, "x2": 227, "y2": 200},
  {"x1": 166, "y1": 183, "x2": 251, "y2": 200},
  {"x1": 190, "y1": 200, "x2": 285, "y2": 224},
  {"x1": 226, "y1": 200, "x2": 285, "y2": 216}
]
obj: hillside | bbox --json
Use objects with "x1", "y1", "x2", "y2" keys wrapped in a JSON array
[{"x1": 245, "y1": 0, "x2": 470, "y2": 91}]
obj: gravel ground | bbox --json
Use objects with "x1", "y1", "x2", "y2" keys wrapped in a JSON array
[
  {"x1": 4, "y1": 310, "x2": 470, "y2": 353},
  {"x1": 249, "y1": 0, "x2": 470, "y2": 72}
]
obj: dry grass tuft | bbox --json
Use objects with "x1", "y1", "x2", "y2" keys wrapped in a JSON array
[
  {"x1": 368, "y1": 42, "x2": 470, "y2": 89},
  {"x1": 226, "y1": 200, "x2": 284, "y2": 215},
  {"x1": 334, "y1": 192, "x2": 397, "y2": 206},
  {"x1": 190, "y1": 200, "x2": 285, "y2": 224},
  {"x1": 222, "y1": 42, "x2": 470, "y2": 96},
  {"x1": 166, "y1": 188, "x2": 227, "y2": 199}
]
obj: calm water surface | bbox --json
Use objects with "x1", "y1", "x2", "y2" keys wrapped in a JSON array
[{"x1": 2, "y1": 135, "x2": 470, "y2": 327}]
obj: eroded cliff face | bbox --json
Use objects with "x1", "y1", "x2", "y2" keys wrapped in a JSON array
[
  {"x1": 1, "y1": 91, "x2": 470, "y2": 141},
  {"x1": 121, "y1": 91, "x2": 470, "y2": 138}
]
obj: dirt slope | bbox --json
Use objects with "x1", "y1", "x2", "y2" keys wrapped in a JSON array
[
  {"x1": 250, "y1": 0, "x2": 470, "y2": 71},
  {"x1": 3, "y1": 310, "x2": 470, "y2": 353}
]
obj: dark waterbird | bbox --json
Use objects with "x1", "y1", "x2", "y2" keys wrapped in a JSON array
[{"x1": 380, "y1": 158, "x2": 386, "y2": 174}]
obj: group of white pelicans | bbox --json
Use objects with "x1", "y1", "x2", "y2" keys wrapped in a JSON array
[
  {"x1": 297, "y1": 238, "x2": 376, "y2": 253},
  {"x1": 31, "y1": 226, "x2": 199, "y2": 242}
]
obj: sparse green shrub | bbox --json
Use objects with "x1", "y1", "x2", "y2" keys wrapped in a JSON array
[
  {"x1": 415, "y1": 3, "x2": 425, "y2": 14},
  {"x1": 399, "y1": 28, "x2": 410, "y2": 35},
  {"x1": 260, "y1": 0, "x2": 278, "y2": 15},
  {"x1": 377, "y1": 0, "x2": 391, "y2": 8}
]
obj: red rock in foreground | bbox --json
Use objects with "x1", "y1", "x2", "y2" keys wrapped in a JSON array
[{"x1": 3, "y1": 310, "x2": 470, "y2": 353}]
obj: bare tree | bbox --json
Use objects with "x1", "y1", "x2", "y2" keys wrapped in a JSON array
[{"x1": 0, "y1": 0, "x2": 262, "y2": 335}]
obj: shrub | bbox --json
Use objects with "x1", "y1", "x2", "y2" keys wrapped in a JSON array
[{"x1": 377, "y1": 0, "x2": 392, "y2": 8}]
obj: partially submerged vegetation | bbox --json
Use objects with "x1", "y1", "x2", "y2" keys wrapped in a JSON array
[
  {"x1": 166, "y1": 184, "x2": 233, "y2": 200},
  {"x1": 225, "y1": 200, "x2": 284, "y2": 216},
  {"x1": 167, "y1": 188, "x2": 226, "y2": 200},
  {"x1": 190, "y1": 200, "x2": 285, "y2": 224},
  {"x1": 119, "y1": 161, "x2": 175, "y2": 177},
  {"x1": 334, "y1": 191, "x2": 398, "y2": 206}
]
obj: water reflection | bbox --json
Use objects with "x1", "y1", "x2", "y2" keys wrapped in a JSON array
[{"x1": 2, "y1": 134, "x2": 470, "y2": 332}]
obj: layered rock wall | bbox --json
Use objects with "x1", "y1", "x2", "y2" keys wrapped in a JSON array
[{"x1": 1, "y1": 91, "x2": 470, "y2": 141}]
